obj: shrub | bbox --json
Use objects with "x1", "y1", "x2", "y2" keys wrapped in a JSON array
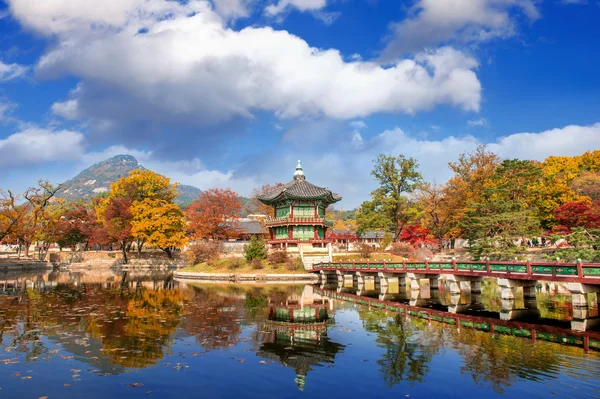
[
  {"x1": 390, "y1": 242, "x2": 415, "y2": 258},
  {"x1": 380, "y1": 232, "x2": 394, "y2": 251},
  {"x1": 286, "y1": 258, "x2": 302, "y2": 271},
  {"x1": 228, "y1": 258, "x2": 244, "y2": 269},
  {"x1": 358, "y1": 243, "x2": 374, "y2": 258},
  {"x1": 251, "y1": 258, "x2": 264, "y2": 269},
  {"x1": 186, "y1": 241, "x2": 222, "y2": 265},
  {"x1": 414, "y1": 247, "x2": 434, "y2": 261},
  {"x1": 268, "y1": 250, "x2": 288, "y2": 264},
  {"x1": 245, "y1": 236, "x2": 267, "y2": 261}
]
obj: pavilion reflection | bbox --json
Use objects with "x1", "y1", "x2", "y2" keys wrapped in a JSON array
[{"x1": 256, "y1": 286, "x2": 345, "y2": 391}]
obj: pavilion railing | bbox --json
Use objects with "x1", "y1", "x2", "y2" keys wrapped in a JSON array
[{"x1": 265, "y1": 216, "x2": 334, "y2": 227}]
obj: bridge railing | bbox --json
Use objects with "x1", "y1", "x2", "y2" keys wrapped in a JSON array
[{"x1": 311, "y1": 260, "x2": 600, "y2": 281}]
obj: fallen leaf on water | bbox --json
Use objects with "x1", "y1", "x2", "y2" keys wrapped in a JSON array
[{"x1": 128, "y1": 382, "x2": 144, "y2": 388}]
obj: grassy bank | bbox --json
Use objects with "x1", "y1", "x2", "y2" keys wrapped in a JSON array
[{"x1": 179, "y1": 257, "x2": 308, "y2": 274}]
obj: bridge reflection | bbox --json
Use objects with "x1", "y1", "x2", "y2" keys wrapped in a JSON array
[
  {"x1": 323, "y1": 267, "x2": 600, "y2": 332},
  {"x1": 317, "y1": 278, "x2": 600, "y2": 353}
]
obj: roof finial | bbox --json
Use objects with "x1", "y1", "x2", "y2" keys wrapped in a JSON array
[{"x1": 294, "y1": 159, "x2": 305, "y2": 180}]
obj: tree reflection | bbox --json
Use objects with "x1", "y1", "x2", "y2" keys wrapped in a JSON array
[{"x1": 357, "y1": 308, "x2": 443, "y2": 387}]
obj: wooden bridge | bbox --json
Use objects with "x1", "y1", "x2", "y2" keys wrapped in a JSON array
[{"x1": 312, "y1": 260, "x2": 600, "y2": 332}]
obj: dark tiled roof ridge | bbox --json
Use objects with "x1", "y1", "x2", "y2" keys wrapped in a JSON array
[{"x1": 258, "y1": 178, "x2": 341, "y2": 202}]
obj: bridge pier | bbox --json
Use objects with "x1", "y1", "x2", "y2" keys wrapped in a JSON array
[
  {"x1": 497, "y1": 278, "x2": 538, "y2": 300},
  {"x1": 568, "y1": 283, "x2": 600, "y2": 331},
  {"x1": 442, "y1": 275, "x2": 483, "y2": 295}
]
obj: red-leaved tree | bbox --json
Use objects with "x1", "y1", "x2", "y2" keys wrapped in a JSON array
[
  {"x1": 186, "y1": 188, "x2": 243, "y2": 240},
  {"x1": 399, "y1": 225, "x2": 436, "y2": 247},
  {"x1": 554, "y1": 201, "x2": 600, "y2": 231}
]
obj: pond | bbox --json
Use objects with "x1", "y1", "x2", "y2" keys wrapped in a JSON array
[{"x1": 1, "y1": 269, "x2": 599, "y2": 398}]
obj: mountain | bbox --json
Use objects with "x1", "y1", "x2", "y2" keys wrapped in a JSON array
[{"x1": 58, "y1": 154, "x2": 202, "y2": 207}]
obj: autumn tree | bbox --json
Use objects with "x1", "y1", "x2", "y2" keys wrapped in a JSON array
[
  {"x1": 357, "y1": 154, "x2": 423, "y2": 239},
  {"x1": 245, "y1": 183, "x2": 284, "y2": 218},
  {"x1": 186, "y1": 188, "x2": 242, "y2": 240},
  {"x1": 416, "y1": 183, "x2": 452, "y2": 249},
  {"x1": 131, "y1": 199, "x2": 187, "y2": 258},
  {"x1": 571, "y1": 172, "x2": 600, "y2": 202},
  {"x1": 444, "y1": 145, "x2": 500, "y2": 241},
  {"x1": 97, "y1": 169, "x2": 182, "y2": 263},
  {"x1": 101, "y1": 197, "x2": 134, "y2": 263}
]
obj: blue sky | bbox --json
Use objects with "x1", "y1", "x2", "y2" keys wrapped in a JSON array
[{"x1": 0, "y1": 0, "x2": 599, "y2": 209}]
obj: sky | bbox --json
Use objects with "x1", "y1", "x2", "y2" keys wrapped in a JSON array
[{"x1": 0, "y1": 0, "x2": 599, "y2": 209}]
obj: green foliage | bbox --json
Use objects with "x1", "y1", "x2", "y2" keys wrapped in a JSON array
[
  {"x1": 550, "y1": 228, "x2": 600, "y2": 262},
  {"x1": 357, "y1": 154, "x2": 423, "y2": 238},
  {"x1": 463, "y1": 159, "x2": 543, "y2": 260},
  {"x1": 244, "y1": 235, "x2": 267, "y2": 261}
]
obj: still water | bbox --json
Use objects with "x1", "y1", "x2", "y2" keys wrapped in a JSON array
[{"x1": 1, "y1": 269, "x2": 599, "y2": 398}]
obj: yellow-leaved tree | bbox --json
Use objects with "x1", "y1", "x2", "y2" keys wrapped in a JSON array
[
  {"x1": 96, "y1": 169, "x2": 185, "y2": 262},
  {"x1": 131, "y1": 198, "x2": 187, "y2": 259}
]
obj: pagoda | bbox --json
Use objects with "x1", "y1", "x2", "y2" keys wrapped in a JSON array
[{"x1": 257, "y1": 161, "x2": 341, "y2": 251}]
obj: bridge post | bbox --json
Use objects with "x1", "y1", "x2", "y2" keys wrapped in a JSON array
[
  {"x1": 567, "y1": 283, "x2": 600, "y2": 331},
  {"x1": 442, "y1": 275, "x2": 483, "y2": 295},
  {"x1": 497, "y1": 278, "x2": 540, "y2": 321},
  {"x1": 497, "y1": 278, "x2": 537, "y2": 300}
]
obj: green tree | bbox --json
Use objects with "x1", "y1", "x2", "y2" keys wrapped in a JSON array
[
  {"x1": 463, "y1": 159, "x2": 542, "y2": 260},
  {"x1": 244, "y1": 235, "x2": 267, "y2": 261},
  {"x1": 357, "y1": 154, "x2": 423, "y2": 239}
]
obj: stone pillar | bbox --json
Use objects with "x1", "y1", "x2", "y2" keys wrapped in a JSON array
[
  {"x1": 442, "y1": 275, "x2": 483, "y2": 295},
  {"x1": 568, "y1": 283, "x2": 600, "y2": 331},
  {"x1": 497, "y1": 278, "x2": 537, "y2": 300},
  {"x1": 327, "y1": 243, "x2": 333, "y2": 262}
]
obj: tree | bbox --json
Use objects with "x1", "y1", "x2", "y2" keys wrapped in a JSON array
[
  {"x1": 571, "y1": 172, "x2": 600, "y2": 202},
  {"x1": 554, "y1": 200, "x2": 600, "y2": 230},
  {"x1": 244, "y1": 235, "x2": 267, "y2": 261},
  {"x1": 444, "y1": 145, "x2": 500, "y2": 241},
  {"x1": 3, "y1": 181, "x2": 63, "y2": 258},
  {"x1": 416, "y1": 183, "x2": 452, "y2": 249},
  {"x1": 186, "y1": 188, "x2": 243, "y2": 240},
  {"x1": 245, "y1": 183, "x2": 284, "y2": 218},
  {"x1": 101, "y1": 197, "x2": 134, "y2": 264},
  {"x1": 399, "y1": 225, "x2": 435, "y2": 247},
  {"x1": 462, "y1": 159, "x2": 543, "y2": 260},
  {"x1": 131, "y1": 198, "x2": 187, "y2": 258},
  {"x1": 97, "y1": 170, "x2": 182, "y2": 262},
  {"x1": 357, "y1": 154, "x2": 423, "y2": 239}
]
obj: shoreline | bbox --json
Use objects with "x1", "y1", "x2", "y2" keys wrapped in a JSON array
[{"x1": 174, "y1": 271, "x2": 319, "y2": 283}]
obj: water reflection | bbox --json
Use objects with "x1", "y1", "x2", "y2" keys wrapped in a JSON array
[{"x1": 1, "y1": 270, "x2": 600, "y2": 398}]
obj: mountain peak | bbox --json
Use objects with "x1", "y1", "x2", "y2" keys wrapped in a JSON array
[{"x1": 58, "y1": 154, "x2": 201, "y2": 207}]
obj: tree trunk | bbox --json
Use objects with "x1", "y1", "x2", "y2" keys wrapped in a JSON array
[
  {"x1": 162, "y1": 247, "x2": 173, "y2": 259},
  {"x1": 121, "y1": 242, "x2": 128, "y2": 264}
]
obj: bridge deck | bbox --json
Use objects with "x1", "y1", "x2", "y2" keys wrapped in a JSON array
[{"x1": 312, "y1": 261, "x2": 600, "y2": 285}]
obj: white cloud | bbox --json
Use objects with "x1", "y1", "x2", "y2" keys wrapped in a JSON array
[
  {"x1": 211, "y1": 0, "x2": 253, "y2": 19},
  {"x1": 467, "y1": 118, "x2": 487, "y2": 126},
  {"x1": 0, "y1": 101, "x2": 15, "y2": 122},
  {"x1": 265, "y1": 0, "x2": 327, "y2": 16},
  {"x1": 381, "y1": 0, "x2": 540, "y2": 60},
  {"x1": 5, "y1": 0, "x2": 482, "y2": 133},
  {"x1": 0, "y1": 128, "x2": 84, "y2": 166},
  {"x1": 0, "y1": 59, "x2": 27, "y2": 81},
  {"x1": 250, "y1": 121, "x2": 600, "y2": 208}
]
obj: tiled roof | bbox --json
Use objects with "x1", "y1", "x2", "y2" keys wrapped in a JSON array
[
  {"x1": 258, "y1": 179, "x2": 341, "y2": 203},
  {"x1": 237, "y1": 220, "x2": 268, "y2": 235}
]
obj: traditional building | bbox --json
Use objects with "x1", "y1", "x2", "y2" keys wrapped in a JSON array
[{"x1": 257, "y1": 161, "x2": 341, "y2": 252}]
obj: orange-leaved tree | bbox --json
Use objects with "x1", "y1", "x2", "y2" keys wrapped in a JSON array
[{"x1": 186, "y1": 188, "x2": 242, "y2": 240}]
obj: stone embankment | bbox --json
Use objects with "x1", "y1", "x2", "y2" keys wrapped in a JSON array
[
  {"x1": 0, "y1": 258, "x2": 52, "y2": 272},
  {"x1": 174, "y1": 271, "x2": 319, "y2": 283}
]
